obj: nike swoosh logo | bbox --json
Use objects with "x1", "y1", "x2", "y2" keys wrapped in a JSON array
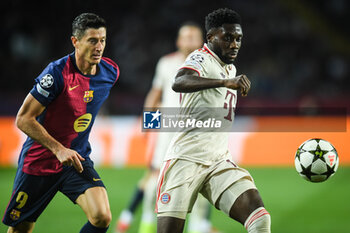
[
  {"x1": 68, "y1": 85, "x2": 80, "y2": 91},
  {"x1": 93, "y1": 178, "x2": 101, "y2": 182}
]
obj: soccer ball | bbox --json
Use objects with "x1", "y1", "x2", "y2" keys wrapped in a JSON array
[{"x1": 295, "y1": 138, "x2": 339, "y2": 182}]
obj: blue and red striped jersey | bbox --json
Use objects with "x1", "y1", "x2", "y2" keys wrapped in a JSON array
[{"x1": 18, "y1": 53, "x2": 119, "y2": 175}]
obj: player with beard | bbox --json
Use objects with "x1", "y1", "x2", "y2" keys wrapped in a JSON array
[{"x1": 156, "y1": 8, "x2": 271, "y2": 233}]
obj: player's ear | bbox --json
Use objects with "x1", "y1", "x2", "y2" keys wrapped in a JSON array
[
  {"x1": 206, "y1": 32, "x2": 214, "y2": 43},
  {"x1": 176, "y1": 36, "x2": 181, "y2": 50},
  {"x1": 71, "y1": 36, "x2": 78, "y2": 48}
]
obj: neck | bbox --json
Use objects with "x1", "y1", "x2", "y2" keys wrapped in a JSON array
[
  {"x1": 205, "y1": 43, "x2": 226, "y2": 66},
  {"x1": 75, "y1": 53, "x2": 97, "y2": 75}
]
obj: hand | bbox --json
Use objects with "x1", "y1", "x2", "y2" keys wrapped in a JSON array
[
  {"x1": 224, "y1": 74, "x2": 251, "y2": 96},
  {"x1": 55, "y1": 147, "x2": 85, "y2": 173}
]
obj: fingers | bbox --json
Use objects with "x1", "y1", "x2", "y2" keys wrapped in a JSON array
[
  {"x1": 72, "y1": 154, "x2": 84, "y2": 173},
  {"x1": 77, "y1": 153, "x2": 85, "y2": 161},
  {"x1": 239, "y1": 75, "x2": 251, "y2": 96},
  {"x1": 59, "y1": 150, "x2": 84, "y2": 173},
  {"x1": 62, "y1": 160, "x2": 72, "y2": 166}
]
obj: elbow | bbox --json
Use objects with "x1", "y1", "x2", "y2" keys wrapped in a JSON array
[
  {"x1": 15, "y1": 115, "x2": 23, "y2": 130},
  {"x1": 172, "y1": 82, "x2": 180, "y2": 93},
  {"x1": 15, "y1": 114, "x2": 27, "y2": 131},
  {"x1": 172, "y1": 79, "x2": 183, "y2": 93}
]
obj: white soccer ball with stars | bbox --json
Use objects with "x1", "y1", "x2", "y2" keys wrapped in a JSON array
[
  {"x1": 295, "y1": 138, "x2": 339, "y2": 182},
  {"x1": 40, "y1": 74, "x2": 54, "y2": 88}
]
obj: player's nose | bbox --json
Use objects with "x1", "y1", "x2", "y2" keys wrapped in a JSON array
[
  {"x1": 95, "y1": 42, "x2": 104, "y2": 51},
  {"x1": 230, "y1": 40, "x2": 239, "y2": 49}
]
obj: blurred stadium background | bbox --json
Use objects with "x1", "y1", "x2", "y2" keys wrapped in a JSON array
[{"x1": 0, "y1": 0, "x2": 349, "y2": 232}]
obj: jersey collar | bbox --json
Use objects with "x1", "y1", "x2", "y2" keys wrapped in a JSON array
[{"x1": 69, "y1": 52, "x2": 100, "y2": 78}]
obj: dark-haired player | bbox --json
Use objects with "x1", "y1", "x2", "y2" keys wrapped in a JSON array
[
  {"x1": 156, "y1": 8, "x2": 271, "y2": 233},
  {"x1": 2, "y1": 13, "x2": 119, "y2": 233}
]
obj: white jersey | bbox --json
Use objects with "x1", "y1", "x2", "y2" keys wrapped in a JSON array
[
  {"x1": 152, "y1": 52, "x2": 185, "y2": 108},
  {"x1": 164, "y1": 44, "x2": 238, "y2": 165},
  {"x1": 151, "y1": 52, "x2": 186, "y2": 169}
]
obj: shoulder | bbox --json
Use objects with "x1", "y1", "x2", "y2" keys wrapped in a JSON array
[
  {"x1": 101, "y1": 57, "x2": 119, "y2": 69},
  {"x1": 180, "y1": 49, "x2": 211, "y2": 75},
  {"x1": 158, "y1": 52, "x2": 182, "y2": 64},
  {"x1": 100, "y1": 57, "x2": 120, "y2": 83},
  {"x1": 163, "y1": 51, "x2": 179, "y2": 59},
  {"x1": 45, "y1": 55, "x2": 70, "y2": 75},
  {"x1": 187, "y1": 49, "x2": 213, "y2": 66},
  {"x1": 36, "y1": 55, "x2": 70, "y2": 84}
]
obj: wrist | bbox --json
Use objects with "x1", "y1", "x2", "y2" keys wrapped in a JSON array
[
  {"x1": 222, "y1": 79, "x2": 229, "y2": 88},
  {"x1": 50, "y1": 142, "x2": 65, "y2": 155}
]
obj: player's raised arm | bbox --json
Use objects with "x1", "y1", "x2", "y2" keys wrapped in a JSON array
[
  {"x1": 172, "y1": 68, "x2": 224, "y2": 93},
  {"x1": 16, "y1": 93, "x2": 85, "y2": 172},
  {"x1": 172, "y1": 68, "x2": 251, "y2": 96}
]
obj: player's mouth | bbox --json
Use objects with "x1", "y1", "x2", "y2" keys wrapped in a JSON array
[
  {"x1": 228, "y1": 50, "x2": 238, "y2": 59},
  {"x1": 92, "y1": 54, "x2": 102, "y2": 60}
]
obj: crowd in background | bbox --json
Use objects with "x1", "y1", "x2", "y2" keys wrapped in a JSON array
[{"x1": 1, "y1": 0, "x2": 348, "y2": 115}]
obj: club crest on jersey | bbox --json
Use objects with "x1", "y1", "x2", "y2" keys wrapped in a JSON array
[
  {"x1": 160, "y1": 193, "x2": 171, "y2": 204},
  {"x1": 10, "y1": 209, "x2": 21, "y2": 221},
  {"x1": 83, "y1": 90, "x2": 94, "y2": 103}
]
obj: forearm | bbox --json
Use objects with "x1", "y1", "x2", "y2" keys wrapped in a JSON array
[
  {"x1": 16, "y1": 116, "x2": 64, "y2": 155},
  {"x1": 144, "y1": 87, "x2": 162, "y2": 109},
  {"x1": 172, "y1": 75, "x2": 225, "y2": 93}
]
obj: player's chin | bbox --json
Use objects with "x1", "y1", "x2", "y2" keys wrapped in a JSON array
[
  {"x1": 229, "y1": 54, "x2": 238, "y2": 61},
  {"x1": 90, "y1": 57, "x2": 102, "y2": 64},
  {"x1": 224, "y1": 57, "x2": 235, "y2": 64}
]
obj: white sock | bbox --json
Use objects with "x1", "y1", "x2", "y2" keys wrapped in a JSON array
[
  {"x1": 140, "y1": 174, "x2": 158, "y2": 224},
  {"x1": 244, "y1": 207, "x2": 271, "y2": 233},
  {"x1": 119, "y1": 210, "x2": 133, "y2": 224},
  {"x1": 188, "y1": 195, "x2": 211, "y2": 233}
]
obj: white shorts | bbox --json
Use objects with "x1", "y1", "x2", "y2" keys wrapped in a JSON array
[{"x1": 156, "y1": 158, "x2": 256, "y2": 214}]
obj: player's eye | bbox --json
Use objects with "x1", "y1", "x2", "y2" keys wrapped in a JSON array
[
  {"x1": 224, "y1": 36, "x2": 231, "y2": 42},
  {"x1": 88, "y1": 38, "x2": 98, "y2": 44}
]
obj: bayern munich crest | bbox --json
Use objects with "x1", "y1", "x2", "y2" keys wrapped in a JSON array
[{"x1": 160, "y1": 193, "x2": 171, "y2": 204}]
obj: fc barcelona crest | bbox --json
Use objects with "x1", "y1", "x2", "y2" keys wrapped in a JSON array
[
  {"x1": 10, "y1": 209, "x2": 21, "y2": 220},
  {"x1": 83, "y1": 90, "x2": 94, "y2": 103}
]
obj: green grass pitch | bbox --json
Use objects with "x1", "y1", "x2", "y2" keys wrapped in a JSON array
[{"x1": 1, "y1": 166, "x2": 350, "y2": 232}]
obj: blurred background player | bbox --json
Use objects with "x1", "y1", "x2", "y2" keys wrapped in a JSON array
[
  {"x1": 156, "y1": 8, "x2": 270, "y2": 233},
  {"x1": 115, "y1": 22, "x2": 218, "y2": 233},
  {"x1": 2, "y1": 13, "x2": 119, "y2": 233}
]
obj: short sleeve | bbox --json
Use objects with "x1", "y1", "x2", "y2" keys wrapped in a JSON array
[
  {"x1": 180, "y1": 52, "x2": 207, "y2": 77},
  {"x1": 30, "y1": 63, "x2": 64, "y2": 106}
]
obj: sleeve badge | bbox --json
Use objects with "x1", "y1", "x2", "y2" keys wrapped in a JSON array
[{"x1": 39, "y1": 74, "x2": 54, "y2": 88}]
